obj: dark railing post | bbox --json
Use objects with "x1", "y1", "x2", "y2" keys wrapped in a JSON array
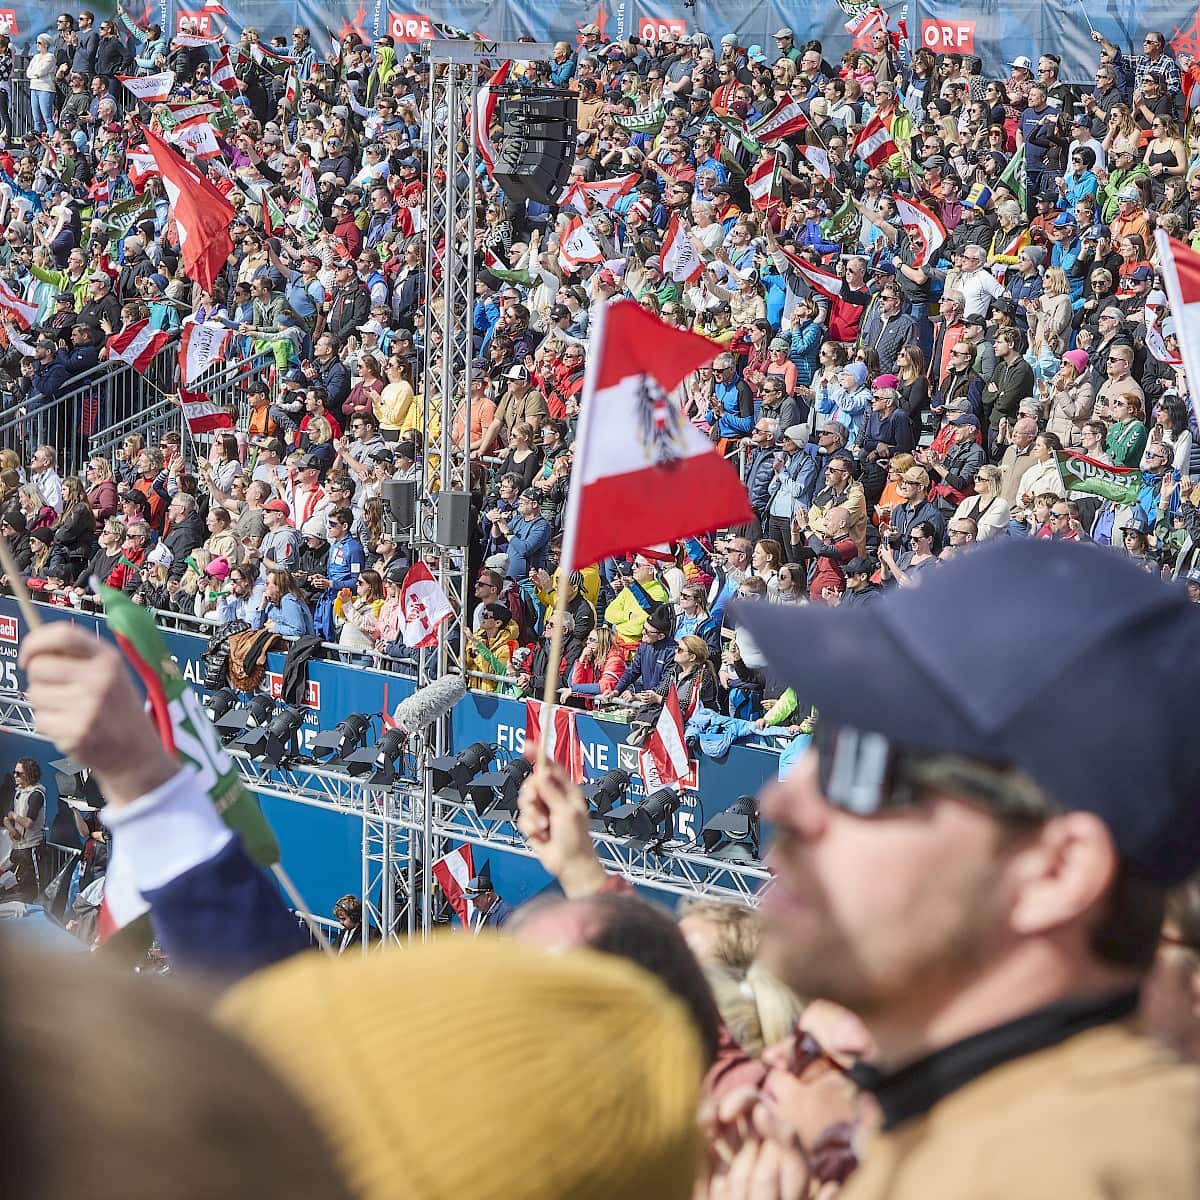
[{"x1": 10, "y1": 52, "x2": 30, "y2": 140}]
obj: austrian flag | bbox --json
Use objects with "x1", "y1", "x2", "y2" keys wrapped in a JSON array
[
  {"x1": 750, "y1": 97, "x2": 809, "y2": 145},
  {"x1": 524, "y1": 699, "x2": 584, "y2": 783},
  {"x1": 851, "y1": 112, "x2": 897, "y2": 167},
  {"x1": 747, "y1": 153, "x2": 782, "y2": 211},
  {"x1": 107, "y1": 319, "x2": 171, "y2": 372},
  {"x1": 558, "y1": 215, "x2": 605, "y2": 274},
  {"x1": 398, "y1": 561, "x2": 454, "y2": 648},
  {"x1": 659, "y1": 212, "x2": 704, "y2": 284},
  {"x1": 560, "y1": 301, "x2": 751, "y2": 569},
  {"x1": 474, "y1": 59, "x2": 512, "y2": 177}
]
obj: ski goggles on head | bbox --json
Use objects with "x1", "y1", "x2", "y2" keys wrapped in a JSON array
[{"x1": 812, "y1": 722, "x2": 1057, "y2": 823}]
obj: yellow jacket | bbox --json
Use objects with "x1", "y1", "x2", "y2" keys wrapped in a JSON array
[
  {"x1": 844, "y1": 1019, "x2": 1200, "y2": 1200},
  {"x1": 535, "y1": 564, "x2": 602, "y2": 609},
  {"x1": 604, "y1": 579, "x2": 668, "y2": 642}
]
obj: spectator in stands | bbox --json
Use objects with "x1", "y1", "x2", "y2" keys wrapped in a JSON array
[{"x1": 253, "y1": 568, "x2": 316, "y2": 638}]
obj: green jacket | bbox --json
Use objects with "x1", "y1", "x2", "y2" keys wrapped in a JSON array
[
  {"x1": 1098, "y1": 164, "x2": 1150, "y2": 222},
  {"x1": 30, "y1": 264, "x2": 89, "y2": 313}
]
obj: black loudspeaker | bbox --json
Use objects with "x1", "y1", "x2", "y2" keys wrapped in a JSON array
[
  {"x1": 434, "y1": 491, "x2": 471, "y2": 547},
  {"x1": 381, "y1": 479, "x2": 417, "y2": 534},
  {"x1": 492, "y1": 92, "x2": 579, "y2": 205}
]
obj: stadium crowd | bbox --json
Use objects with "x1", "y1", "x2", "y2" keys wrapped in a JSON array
[
  {"x1": 2, "y1": 11, "x2": 1200, "y2": 740},
  {"x1": 1, "y1": 11, "x2": 1200, "y2": 1200}
]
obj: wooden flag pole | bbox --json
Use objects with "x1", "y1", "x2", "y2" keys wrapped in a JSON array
[
  {"x1": 535, "y1": 571, "x2": 574, "y2": 771},
  {"x1": 0, "y1": 536, "x2": 43, "y2": 632}
]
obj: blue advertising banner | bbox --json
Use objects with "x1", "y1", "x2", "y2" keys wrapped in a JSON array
[
  {"x1": 5, "y1": 0, "x2": 1193, "y2": 86},
  {"x1": 0, "y1": 597, "x2": 778, "y2": 914}
]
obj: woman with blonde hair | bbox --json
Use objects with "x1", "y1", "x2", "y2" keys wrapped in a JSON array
[
  {"x1": 953, "y1": 464, "x2": 1011, "y2": 539},
  {"x1": 1034, "y1": 266, "x2": 1073, "y2": 342},
  {"x1": 86, "y1": 456, "x2": 118, "y2": 519},
  {"x1": 1105, "y1": 391, "x2": 1149, "y2": 466},
  {"x1": 19, "y1": 483, "x2": 56, "y2": 531},
  {"x1": 52, "y1": 476, "x2": 96, "y2": 573},
  {"x1": 875, "y1": 452, "x2": 917, "y2": 526}
]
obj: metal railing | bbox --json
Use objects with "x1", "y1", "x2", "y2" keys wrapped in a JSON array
[{"x1": 0, "y1": 340, "x2": 275, "y2": 478}]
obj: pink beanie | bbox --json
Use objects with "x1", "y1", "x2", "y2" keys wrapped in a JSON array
[{"x1": 1062, "y1": 349, "x2": 1089, "y2": 374}]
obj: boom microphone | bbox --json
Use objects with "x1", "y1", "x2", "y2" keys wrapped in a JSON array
[{"x1": 390, "y1": 675, "x2": 467, "y2": 735}]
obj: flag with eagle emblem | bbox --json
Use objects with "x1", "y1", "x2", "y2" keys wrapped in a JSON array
[{"x1": 559, "y1": 301, "x2": 752, "y2": 569}]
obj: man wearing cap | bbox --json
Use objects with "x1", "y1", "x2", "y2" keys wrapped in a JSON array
[
  {"x1": 1120, "y1": 265, "x2": 1156, "y2": 317},
  {"x1": 1006, "y1": 246, "x2": 1045, "y2": 333},
  {"x1": 286, "y1": 455, "x2": 331, "y2": 532},
  {"x1": 78, "y1": 272, "x2": 121, "y2": 333},
  {"x1": 478, "y1": 365, "x2": 549, "y2": 457},
  {"x1": 494, "y1": 491, "x2": 550, "y2": 581},
  {"x1": 261, "y1": 498, "x2": 302, "y2": 575},
  {"x1": 1098, "y1": 142, "x2": 1149, "y2": 223},
  {"x1": 462, "y1": 875, "x2": 514, "y2": 931},
  {"x1": 772, "y1": 27, "x2": 799, "y2": 64},
  {"x1": 1111, "y1": 187, "x2": 1151, "y2": 252},
  {"x1": 735, "y1": 542, "x2": 1200, "y2": 1195}
]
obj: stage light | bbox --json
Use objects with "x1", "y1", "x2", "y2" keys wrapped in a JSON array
[
  {"x1": 236, "y1": 706, "x2": 306, "y2": 767},
  {"x1": 365, "y1": 728, "x2": 407, "y2": 786},
  {"x1": 604, "y1": 787, "x2": 682, "y2": 843},
  {"x1": 430, "y1": 741, "x2": 495, "y2": 803},
  {"x1": 464, "y1": 756, "x2": 532, "y2": 820},
  {"x1": 215, "y1": 693, "x2": 275, "y2": 743},
  {"x1": 701, "y1": 795, "x2": 760, "y2": 861},
  {"x1": 312, "y1": 713, "x2": 371, "y2": 760},
  {"x1": 205, "y1": 687, "x2": 238, "y2": 721},
  {"x1": 583, "y1": 769, "x2": 631, "y2": 817}
]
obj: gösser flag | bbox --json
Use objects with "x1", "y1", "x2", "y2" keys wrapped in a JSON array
[
  {"x1": 560, "y1": 300, "x2": 751, "y2": 569},
  {"x1": 398, "y1": 561, "x2": 454, "y2": 648},
  {"x1": 178, "y1": 386, "x2": 234, "y2": 435},
  {"x1": 1155, "y1": 231, "x2": 1200, "y2": 428},
  {"x1": 140, "y1": 122, "x2": 234, "y2": 293}
]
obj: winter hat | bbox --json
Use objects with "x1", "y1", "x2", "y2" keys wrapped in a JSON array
[
  {"x1": 1062, "y1": 349, "x2": 1089, "y2": 373},
  {"x1": 841, "y1": 361, "x2": 869, "y2": 389},
  {"x1": 147, "y1": 543, "x2": 175, "y2": 568},
  {"x1": 2, "y1": 511, "x2": 27, "y2": 534},
  {"x1": 216, "y1": 939, "x2": 704, "y2": 1200},
  {"x1": 645, "y1": 603, "x2": 675, "y2": 636},
  {"x1": 302, "y1": 515, "x2": 327, "y2": 540},
  {"x1": 1022, "y1": 245, "x2": 1047, "y2": 268},
  {"x1": 204, "y1": 556, "x2": 231, "y2": 580}
]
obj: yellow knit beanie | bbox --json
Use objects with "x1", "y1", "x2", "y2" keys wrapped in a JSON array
[{"x1": 216, "y1": 937, "x2": 705, "y2": 1200}]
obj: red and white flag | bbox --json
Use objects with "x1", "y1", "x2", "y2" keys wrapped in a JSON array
[
  {"x1": 747, "y1": 152, "x2": 782, "y2": 211},
  {"x1": 398, "y1": 561, "x2": 454, "y2": 648},
  {"x1": 638, "y1": 684, "x2": 690, "y2": 789},
  {"x1": 561, "y1": 301, "x2": 751, "y2": 568},
  {"x1": 178, "y1": 386, "x2": 234, "y2": 434},
  {"x1": 524, "y1": 699, "x2": 584, "y2": 783},
  {"x1": 0, "y1": 278, "x2": 40, "y2": 329},
  {"x1": 851, "y1": 112, "x2": 897, "y2": 167},
  {"x1": 211, "y1": 51, "x2": 238, "y2": 96},
  {"x1": 558, "y1": 215, "x2": 605, "y2": 273},
  {"x1": 845, "y1": 5, "x2": 887, "y2": 41},
  {"x1": 119, "y1": 70, "x2": 176, "y2": 104},
  {"x1": 1155, "y1": 232, "x2": 1200, "y2": 420},
  {"x1": 431, "y1": 843, "x2": 475, "y2": 927},
  {"x1": 126, "y1": 146, "x2": 158, "y2": 189},
  {"x1": 174, "y1": 32, "x2": 222, "y2": 47},
  {"x1": 141, "y1": 123, "x2": 234, "y2": 292},
  {"x1": 750, "y1": 96, "x2": 810, "y2": 145},
  {"x1": 168, "y1": 114, "x2": 222, "y2": 160},
  {"x1": 799, "y1": 144, "x2": 832, "y2": 182},
  {"x1": 107, "y1": 319, "x2": 172, "y2": 372},
  {"x1": 893, "y1": 195, "x2": 947, "y2": 269},
  {"x1": 203, "y1": 0, "x2": 229, "y2": 14},
  {"x1": 396, "y1": 202, "x2": 425, "y2": 239},
  {"x1": 659, "y1": 212, "x2": 704, "y2": 284},
  {"x1": 776, "y1": 244, "x2": 842, "y2": 299},
  {"x1": 179, "y1": 319, "x2": 233, "y2": 385},
  {"x1": 1145, "y1": 314, "x2": 1182, "y2": 366},
  {"x1": 559, "y1": 171, "x2": 640, "y2": 215},
  {"x1": 474, "y1": 59, "x2": 512, "y2": 177}
]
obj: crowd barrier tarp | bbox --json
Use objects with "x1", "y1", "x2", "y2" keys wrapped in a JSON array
[
  {"x1": 4, "y1": 0, "x2": 1195, "y2": 85},
  {"x1": 0, "y1": 596, "x2": 776, "y2": 914}
]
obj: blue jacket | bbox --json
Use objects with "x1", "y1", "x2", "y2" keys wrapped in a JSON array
[
  {"x1": 326, "y1": 534, "x2": 365, "y2": 591},
  {"x1": 744, "y1": 445, "x2": 778, "y2": 515},
  {"x1": 505, "y1": 514, "x2": 551, "y2": 578},
  {"x1": 615, "y1": 638, "x2": 677, "y2": 694},
  {"x1": 32, "y1": 352, "x2": 71, "y2": 403},
  {"x1": 253, "y1": 593, "x2": 315, "y2": 639}
]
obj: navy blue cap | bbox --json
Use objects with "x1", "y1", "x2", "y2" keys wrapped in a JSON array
[{"x1": 733, "y1": 540, "x2": 1200, "y2": 883}]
